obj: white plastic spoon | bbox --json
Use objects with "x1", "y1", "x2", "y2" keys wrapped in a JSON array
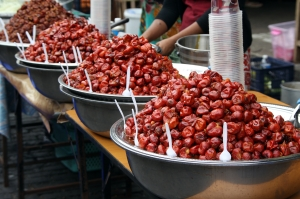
[
  {"x1": 132, "y1": 109, "x2": 139, "y2": 147},
  {"x1": 114, "y1": 99, "x2": 126, "y2": 138},
  {"x1": 15, "y1": 42, "x2": 26, "y2": 60},
  {"x1": 72, "y1": 46, "x2": 78, "y2": 64},
  {"x1": 0, "y1": 18, "x2": 9, "y2": 42},
  {"x1": 60, "y1": 62, "x2": 70, "y2": 87},
  {"x1": 219, "y1": 122, "x2": 231, "y2": 162},
  {"x1": 84, "y1": 69, "x2": 93, "y2": 92},
  {"x1": 165, "y1": 123, "x2": 177, "y2": 157},
  {"x1": 32, "y1": 25, "x2": 36, "y2": 44},
  {"x1": 76, "y1": 46, "x2": 82, "y2": 63},
  {"x1": 17, "y1": 33, "x2": 25, "y2": 52},
  {"x1": 25, "y1": 31, "x2": 33, "y2": 45},
  {"x1": 129, "y1": 88, "x2": 138, "y2": 115},
  {"x1": 122, "y1": 65, "x2": 131, "y2": 96},
  {"x1": 42, "y1": 43, "x2": 48, "y2": 63}
]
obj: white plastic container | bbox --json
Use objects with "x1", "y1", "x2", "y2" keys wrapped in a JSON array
[
  {"x1": 112, "y1": 18, "x2": 125, "y2": 36},
  {"x1": 268, "y1": 21, "x2": 295, "y2": 62},
  {"x1": 123, "y1": 8, "x2": 142, "y2": 35}
]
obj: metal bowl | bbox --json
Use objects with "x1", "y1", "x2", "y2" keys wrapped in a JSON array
[
  {"x1": 0, "y1": 41, "x2": 30, "y2": 73},
  {"x1": 15, "y1": 52, "x2": 79, "y2": 69},
  {"x1": 175, "y1": 34, "x2": 210, "y2": 66},
  {"x1": 60, "y1": 85, "x2": 146, "y2": 137},
  {"x1": 16, "y1": 60, "x2": 72, "y2": 103},
  {"x1": 110, "y1": 104, "x2": 300, "y2": 199}
]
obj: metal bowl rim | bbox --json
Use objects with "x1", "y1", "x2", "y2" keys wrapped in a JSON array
[
  {"x1": 0, "y1": 40, "x2": 30, "y2": 47},
  {"x1": 58, "y1": 74, "x2": 157, "y2": 101},
  {"x1": 60, "y1": 85, "x2": 146, "y2": 105},
  {"x1": 17, "y1": 60, "x2": 70, "y2": 72},
  {"x1": 15, "y1": 52, "x2": 79, "y2": 67},
  {"x1": 176, "y1": 34, "x2": 210, "y2": 52},
  {"x1": 110, "y1": 103, "x2": 299, "y2": 166}
]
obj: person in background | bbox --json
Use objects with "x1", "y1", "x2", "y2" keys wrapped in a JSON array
[
  {"x1": 139, "y1": 0, "x2": 181, "y2": 44},
  {"x1": 141, "y1": 0, "x2": 252, "y2": 56}
]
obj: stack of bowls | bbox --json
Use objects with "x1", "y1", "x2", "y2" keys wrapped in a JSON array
[{"x1": 58, "y1": 63, "x2": 209, "y2": 137}]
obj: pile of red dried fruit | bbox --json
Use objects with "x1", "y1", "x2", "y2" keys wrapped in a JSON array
[
  {"x1": 23, "y1": 17, "x2": 107, "y2": 63},
  {"x1": 64, "y1": 34, "x2": 180, "y2": 95},
  {"x1": 0, "y1": 0, "x2": 74, "y2": 43},
  {"x1": 125, "y1": 70, "x2": 300, "y2": 160}
]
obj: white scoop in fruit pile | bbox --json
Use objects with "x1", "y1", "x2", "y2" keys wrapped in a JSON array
[
  {"x1": 165, "y1": 123, "x2": 177, "y2": 157},
  {"x1": 219, "y1": 122, "x2": 231, "y2": 162},
  {"x1": 122, "y1": 65, "x2": 131, "y2": 96},
  {"x1": 132, "y1": 109, "x2": 139, "y2": 147},
  {"x1": 114, "y1": 99, "x2": 126, "y2": 138}
]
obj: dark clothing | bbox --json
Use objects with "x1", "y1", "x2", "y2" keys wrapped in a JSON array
[{"x1": 155, "y1": 0, "x2": 252, "y2": 52}]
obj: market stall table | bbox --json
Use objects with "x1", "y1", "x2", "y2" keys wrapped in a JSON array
[
  {"x1": 65, "y1": 90, "x2": 300, "y2": 199},
  {"x1": 0, "y1": 64, "x2": 96, "y2": 199}
]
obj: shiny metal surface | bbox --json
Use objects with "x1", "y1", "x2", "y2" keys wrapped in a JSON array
[
  {"x1": 60, "y1": 86, "x2": 146, "y2": 137},
  {"x1": 175, "y1": 34, "x2": 210, "y2": 67},
  {"x1": 16, "y1": 60, "x2": 72, "y2": 103},
  {"x1": 0, "y1": 41, "x2": 30, "y2": 73},
  {"x1": 15, "y1": 52, "x2": 78, "y2": 69},
  {"x1": 110, "y1": 104, "x2": 300, "y2": 199}
]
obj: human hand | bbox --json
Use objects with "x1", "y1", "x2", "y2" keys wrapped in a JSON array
[{"x1": 156, "y1": 38, "x2": 176, "y2": 56}]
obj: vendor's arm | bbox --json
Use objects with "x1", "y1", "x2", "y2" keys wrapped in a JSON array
[
  {"x1": 141, "y1": 0, "x2": 183, "y2": 42},
  {"x1": 156, "y1": 22, "x2": 204, "y2": 55}
]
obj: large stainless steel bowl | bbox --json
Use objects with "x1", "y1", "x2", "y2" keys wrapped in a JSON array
[
  {"x1": 60, "y1": 85, "x2": 146, "y2": 137},
  {"x1": 175, "y1": 34, "x2": 210, "y2": 67},
  {"x1": 110, "y1": 104, "x2": 300, "y2": 199},
  {"x1": 16, "y1": 60, "x2": 72, "y2": 103},
  {"x1": 0, "y1": 41, "x2": 30, "y2": 73}
]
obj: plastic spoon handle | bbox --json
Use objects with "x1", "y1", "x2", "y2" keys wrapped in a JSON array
[
  {"x1": 76, "y1": 47, "x2": 82, "y2": 63},
  {"x1": 114, "y1": 99, "x2": 126, "y2": 137},
  {"x1": 223, "y1": 122, "x2": 227, "y2": 151},
  {"x1": 17, "y1": 33, "x2": 24, "y2": 52},
  {"x1": 165, "y1": 123, "x2": 172, "y2": 148},
  {"x1": 32, "y1": 25, "x2": 36, "y2": 44},
  {"x1": 129, "y1": 88, "x2": 138, "y2": 115},
  {"x1": 132, "y1": 109, "x2": 139, "y2": 146},
  {"x1": 72, "y1": 46, "x2": 78, "y2": 64},
  {"x1": 84, "y1": 69, "x2": 93, "y2": 92},
  {"x1": 122, "y1": 65, "x2": 131, "y2": 96},
  {"x1": 60, "y1": 62, "x2": 70, "y2": 87},
  {"x1": 42, "y1": 43, "x2": 48, "y2": 63},
  {"x1": 165, "y1": 123, "x2": 177, "y2": 157}
]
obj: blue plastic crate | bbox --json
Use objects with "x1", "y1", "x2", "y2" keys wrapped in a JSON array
[
  {"x1": 50, "y1": 120, "x2": 101, "y2": 173},
  {"x1": 250, "y1": 56, "x2": 294, "y2": 99}
]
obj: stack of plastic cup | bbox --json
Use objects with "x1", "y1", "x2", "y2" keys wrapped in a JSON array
[
  {"x1": 90, "y1": 0, "x2": 111, "y2": 39},
  {"x1": 209, "y1": 0, "x2": 245, "y2": 87}
]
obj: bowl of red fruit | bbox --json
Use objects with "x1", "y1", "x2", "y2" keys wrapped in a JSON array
[{"x1": 110, "y1": 70, "x2": 300, "y2": 199}]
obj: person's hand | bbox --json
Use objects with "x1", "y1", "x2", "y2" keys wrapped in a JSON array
[{"x1": 156, "y1": 37, "x2": 176, "y2": 56}]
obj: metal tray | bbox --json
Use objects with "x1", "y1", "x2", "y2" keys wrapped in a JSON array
[{"x1": 15, "y1": 52, "x2": 79, "y2": 69}]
